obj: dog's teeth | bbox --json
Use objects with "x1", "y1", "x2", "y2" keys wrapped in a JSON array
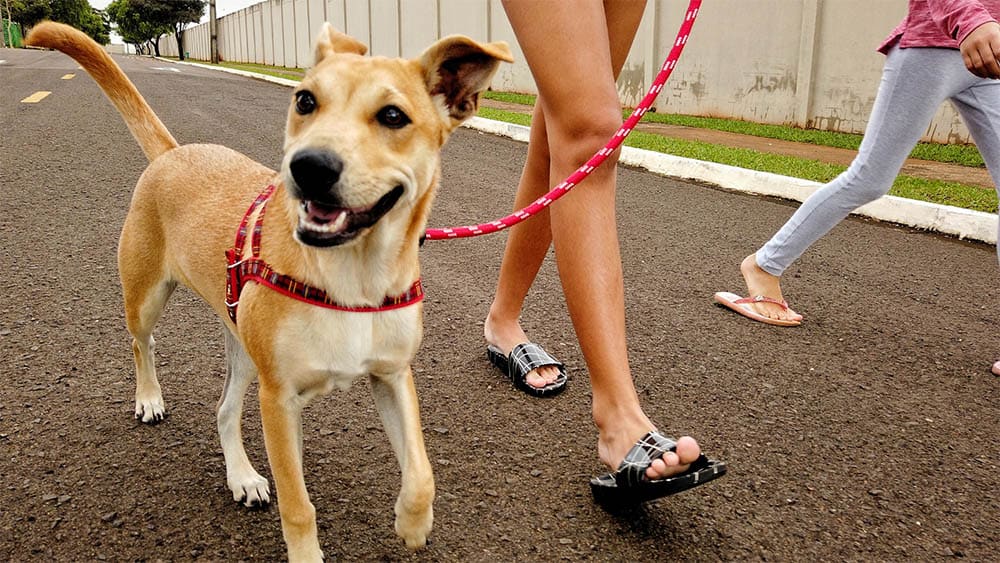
[
  {"x1": 302, "y1": 209, "x2": 348, "y2": 233},
  {"x1": 298, "y1": 202, "x2": 350, "y2": 234},
  {"x1": 328, "y1": 211, "x2": 347, "y2": 232}
]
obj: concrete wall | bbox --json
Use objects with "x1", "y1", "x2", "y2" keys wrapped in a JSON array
[
  {"x1": 156, "y1": 0, "x2": 973, "y2": 144},
  {"x1": 106, "y1": 43, "x2": 137, "y2": 55}
]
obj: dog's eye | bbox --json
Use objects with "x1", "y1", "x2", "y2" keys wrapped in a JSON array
[
  {"x1": 295, "y1": 91, "x2": 317, "y2": 115},
  {"x1": 377, "y1": 106, "x2": 410, "y2": 129}
]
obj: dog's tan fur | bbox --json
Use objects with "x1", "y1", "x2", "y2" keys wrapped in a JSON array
[{"x1": 26, "y1": 21, "x2": 511, "y2": 561}]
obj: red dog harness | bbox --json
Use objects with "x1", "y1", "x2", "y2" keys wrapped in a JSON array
[{"x1": 225, "y1": 184, "x2": 424, "y2": 323}]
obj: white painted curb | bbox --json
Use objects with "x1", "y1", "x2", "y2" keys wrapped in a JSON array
[
  {"x1": 157, "y1": 57, "x2": 300, "y2": 87},
  {"x1": 158, "y1": 61, "x2": 999, "y2": 246},
  {"x1": 465, "y1": 118, "x2": 998, "y2": 245}
]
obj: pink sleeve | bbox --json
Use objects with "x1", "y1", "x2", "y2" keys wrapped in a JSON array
[{"x1": 927, "y1": 0, "x2": 996, "y2": 43}]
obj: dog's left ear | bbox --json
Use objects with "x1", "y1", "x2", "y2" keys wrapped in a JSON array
[
  {"x1": 314, "y1": 22, "x2": 368, "y2": 65},
  {"x1": 419, "y1": 35, "x2": 514, "y2": 128}
]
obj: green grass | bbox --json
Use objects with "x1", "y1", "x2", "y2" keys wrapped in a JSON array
[
  {"x1": 478, "y1": 106, "x2": 532, "y2": 127},
  {"x1": 483, "y1": 90, "x2": 537, "y2": 106},
  {"x1": 215, "y1": 61, "x2": 306, "y2": 81},
  {"x1": 483, "y1": 90, "x2": 987, "y2": 168},
  {"x1": 909, "y1": 141, "x2": 985, "y2": 167},
  {"x1": 639, "y1": 112, "x2": 986, "y2": 168},
  {"x1": 175, "y1": 58, "x2": 307, "y2": 82},
  {"x1": 478, "y1": 106, "x2": 998, "y2": 213}
]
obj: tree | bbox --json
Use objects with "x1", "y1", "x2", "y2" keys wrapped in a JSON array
[
  {"x1": 49, "y1": 0, "x2": 109, "y2": 44},
  {"x1": 8, "y1": 0, "x2": 51, "y2": 29},
  {"x1": 106, "y1": 0, "x2": 170, "y2": 56},
  {"x1": 165, "y1": 0, "x2": 203, "y2": 61},
  {"x1": 128, "y1": 0, "x2": 203, "y2": 60}
]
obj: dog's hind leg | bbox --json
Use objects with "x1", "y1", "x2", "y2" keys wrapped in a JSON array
[
  {"x1": 219, "y1": 329, "x2": 271, "y2": 507},
  {"x1": 370, "y1": 368, "x2": 434, "y2": 549},
  {"x1": 119, "y1": 216, "x2": 175, "y2": 424},
  {"x1": 121, "y1": 272, "x2": 175, "y2": 424}
]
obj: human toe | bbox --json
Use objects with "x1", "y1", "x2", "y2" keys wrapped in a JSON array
[
  {"x1": 525, "y1": 364, "x2": 563, "y2": 388},
  {"x1": 750, "y1": 298, "x2": 802, "y2": 322},
  {"x1": 752, "y1": 302, "x2": 788, "y2": 321},
  {"x1": 645, "y1": 436, "x2": 700, "y2": 480},
  {"x1": 774, "y1": 305, "x2": 803, "y2": 322}
]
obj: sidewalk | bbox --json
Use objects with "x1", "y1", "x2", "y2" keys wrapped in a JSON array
[
  {"x1": 481, "y1": 98, "x2": 995, "y2": 190},
  {"x1": 476, "y1": 98, "x2": 999, "y2": 245}
]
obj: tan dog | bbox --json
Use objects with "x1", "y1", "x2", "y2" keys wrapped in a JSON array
[{"x1": 26, "y1": 21, "x2": 511, "y2": 561}]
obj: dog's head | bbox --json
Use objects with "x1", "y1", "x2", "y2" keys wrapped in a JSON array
[{"x1": 280, "y1": 24, "x2": 512, "y2": 248}]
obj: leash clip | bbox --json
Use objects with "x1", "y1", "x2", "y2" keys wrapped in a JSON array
[{"x1": 225, "y1": 248, "x2": 243, "y2": 323}]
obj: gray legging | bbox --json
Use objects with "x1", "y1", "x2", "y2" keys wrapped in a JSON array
[{"x1": 756, "y1": 45, "x2": 1000, "y2": 275}]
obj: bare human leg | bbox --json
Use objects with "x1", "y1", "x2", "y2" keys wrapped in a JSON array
[
  {"x1": 495, "y1": 0, "x2": 700, "y2": 479},
  {"x1": 484, "y1": 104, "x2": 563, "y2": 389}
]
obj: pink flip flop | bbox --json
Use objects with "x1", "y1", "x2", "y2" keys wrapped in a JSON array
[{"x1": 713, "y1": 291, "x2": 802, "y2": 327}]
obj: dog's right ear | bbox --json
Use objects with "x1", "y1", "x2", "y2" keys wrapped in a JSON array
[{"x1": 314, "y1": 22, "x2": 368, "y2": 64}]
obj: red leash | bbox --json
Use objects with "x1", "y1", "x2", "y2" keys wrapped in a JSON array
[{"x1": 424, "y1": 0, "x2": 702, "y2": 241}]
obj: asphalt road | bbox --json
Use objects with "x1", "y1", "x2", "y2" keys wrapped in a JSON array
[{"x1": 1, "y1": 48, "x2": 998, "y2": 561}]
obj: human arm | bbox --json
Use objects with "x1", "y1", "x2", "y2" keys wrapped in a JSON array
[
  {"x1": 927, "y1": 0, "x2": 1000, "y2": 77},
  {"x1": 927, "y1": 0, "x2": 995, "y2": 42},
  {"x1": 960, "y1": 20, "x2": 1000, "y2": 78}
]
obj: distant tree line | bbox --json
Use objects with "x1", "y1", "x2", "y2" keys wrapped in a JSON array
[
  {"x1": 106, "y1": 0, "x2": 203, "y2": 58},
  {"x1": 7, "y1": 0, "x2": 204, "y2": 59},
  {"x1": 7, "y1": 0, "x2": 109, "y2": 44}
]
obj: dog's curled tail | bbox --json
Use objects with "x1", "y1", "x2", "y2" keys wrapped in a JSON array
[{"x1": 26, "y1": 22, "x2": 179, "y2": 162}]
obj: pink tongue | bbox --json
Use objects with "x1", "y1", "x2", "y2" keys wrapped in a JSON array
[{"x1": 307, "y1": 202, "x2": 346, "y2": 225}]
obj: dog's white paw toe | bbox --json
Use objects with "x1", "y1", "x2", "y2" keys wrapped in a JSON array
[
  {"x1": 395, "y1": 510, "x2": 433, "y2": 549},
  {"x1": 230, "y1": 473, "x2": 271, "y2": 508},
  {"x1": 134, "y1": 398, "x2": 165, "y2": 424}
]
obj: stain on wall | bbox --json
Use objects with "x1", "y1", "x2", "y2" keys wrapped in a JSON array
[
  {"x1": 810, "y1": 84, "x2": 875, "y2": 133},
  {"x1": 729, "y1": 65, "x2": 798, "y2": 124},
  {"x1": 943, "y1": 110, "x2": 973, "y2": 145},
  {"x1": 617, "y1": 63, "x2": 647, "y2": 108},
  {"x1": 746, "y1": 68, "x2": 797, "y2": 95}
]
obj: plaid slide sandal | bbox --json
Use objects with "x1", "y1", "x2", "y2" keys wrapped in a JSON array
[
  {"x1": 487, "y1": 342, "x2": 568, "y2": 398},
  {"x1": 590, "y1": 431, "x2": 727, "y2": 507}
]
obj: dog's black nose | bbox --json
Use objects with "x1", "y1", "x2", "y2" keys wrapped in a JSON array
[{"x1": 289, "y1": 149, "x2": 344, "y2": 198}]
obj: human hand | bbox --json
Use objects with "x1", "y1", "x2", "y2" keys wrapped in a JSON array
[{"x1": 960, "y1": 21, "x2": 1000, "y2": 79}]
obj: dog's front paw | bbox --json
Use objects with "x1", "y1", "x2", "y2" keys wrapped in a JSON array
[
  {"x1": 286, "y1": 540, "x2": 323, "y2": 562},
  {"x1": 134, "y1": 397, "x2": 165, "y2": 424},
  {"x1": 229, "y1": 472, "x2": 271, "y2": 508},
  {"x1": 395, "y1": 503, "x2": 433, "y2": 549}
]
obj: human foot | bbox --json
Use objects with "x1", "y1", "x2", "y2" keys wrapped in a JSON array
[
  {"x1": 992, "y1": 360, "x2": 1000, "y2": 376},
  {"x1": 486, "y1": 342, "x2": 567, "y2": 397},
  {"x1": 591, "y1": 429, "x2": 726, "y2": 505},
  {"x1": 739, "y1": 253, "x2": 803, "y2": 323},
  {"x1": 599, "y1": 425, "x2": 701, "y2": 480},
  {"x1": 484, "y1": 316, "x2": 564, "y2": 390}
]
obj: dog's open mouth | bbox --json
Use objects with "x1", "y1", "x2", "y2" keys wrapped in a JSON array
[{"x1": 296, "y1": 185, "x2": 405, "y2": 247}]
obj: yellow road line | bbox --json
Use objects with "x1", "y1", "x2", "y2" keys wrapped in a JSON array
[
  {"x1": 21, "y1": 91, "x2": 51, "y2": 103},
  {"x1": 61, "y1": 73, "x2": 75, "y2": 80}
]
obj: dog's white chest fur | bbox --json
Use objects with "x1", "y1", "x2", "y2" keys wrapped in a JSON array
[{"x1": 271, "y1": 305, "x2": 422, "y2": 395}]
